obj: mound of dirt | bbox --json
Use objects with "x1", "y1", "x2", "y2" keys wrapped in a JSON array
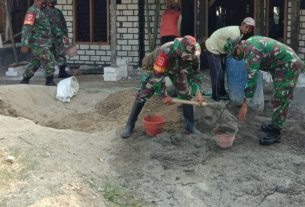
[{"x1": 0, "y1": 85, "x2": 238, "y2": 134}]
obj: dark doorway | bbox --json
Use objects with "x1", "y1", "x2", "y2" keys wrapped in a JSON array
[
  {"x1": 180, "y1": 0, "x2": 195, "y2": 36},
  {"x1": 11, "y1": 0, "x2": 34, "y2": 42},
  {"x1": 208, "y1": 0, "x2": 254, "y2": 36},
  {"x1": 267, "y1": 0, "x2": 285, "y2": 42}
]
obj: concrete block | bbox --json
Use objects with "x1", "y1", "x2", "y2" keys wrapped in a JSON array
[
  {"x1": 8, "y1": 68, "x2": 15, "y2": 72},
  {"x1": 103, "y1": 66, "x2": 123, "y2": 81},
  {"x1": 104, "y1": 73, "x2": 122, "y2": 81},
  {"x1": 5, "y1": 71, "x2": 18, "y2": 76},
  {"x1": 6, "y1": 62, "x2": 28, "y2": 77},
  {"x1": 104, "y1": 66, "x2": 118, "y2": 73}
]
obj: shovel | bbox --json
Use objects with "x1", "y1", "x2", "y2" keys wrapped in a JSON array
[
  {"x1": 172, "y1": 98, "x2": 231, "y2": 130},
  {"x1": 171, "y1": 98, "x2": 225, "y2": 109}
]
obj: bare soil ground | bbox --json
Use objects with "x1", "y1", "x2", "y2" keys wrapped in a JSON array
[{"x1": 0, "y1": 74, "x2": 305, "y2": 207}]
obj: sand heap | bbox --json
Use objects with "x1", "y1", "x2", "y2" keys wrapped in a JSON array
[{"x1": 0, "y1": 85, "x2": 237, "y2": 134}]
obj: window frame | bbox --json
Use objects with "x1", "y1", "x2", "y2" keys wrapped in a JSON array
[{"x1": 73, "y1": 0, "x2": 110, "y2": 44}]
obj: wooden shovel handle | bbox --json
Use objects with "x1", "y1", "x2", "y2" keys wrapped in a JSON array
[{"x1": 171, "y1": 98, "x2": 208, "y2": 107}]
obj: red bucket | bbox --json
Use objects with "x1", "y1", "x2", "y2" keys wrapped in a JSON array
[
  {"x1": 212, "y1": 126, "x2": 238, "y2": 149},
  {"x1": 143, "y1": 115, "x2": 165, "y2": 137}
]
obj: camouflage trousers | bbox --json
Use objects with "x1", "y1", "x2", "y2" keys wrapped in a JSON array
[
  {"x1": 52, "y1": 40, "x2": 66, "y2": 66},
  {"x1": 23, "y1": 46, "x2": 56, "y2": 78},
  {"x1": 271, "y1": 59, "x2": 302, "y2": 128},
  {"x1": 136, "y1": 72, "x2": 201, "y2": 101}
]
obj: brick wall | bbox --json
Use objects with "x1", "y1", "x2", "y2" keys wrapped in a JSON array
[
  {"x1": 287, "y1": 0, "x2": 305, "y2": 59},
  {"x1": 53, "y1": 0, "x2": 305, "y2": 68},
  {"x1": 299, "y1": 9, "x2": 305, "y2": 59},
  {"x1": 56, "y1": 0, "x2": 168, "y2": 68}
]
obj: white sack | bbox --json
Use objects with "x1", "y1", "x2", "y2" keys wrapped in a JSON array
[{"x1": 56, "y1": 76, "x2": 79, "y2": 102}]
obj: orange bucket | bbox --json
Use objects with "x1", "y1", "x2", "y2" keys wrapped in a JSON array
[{"x1": 143, "y1": 115, "x2": 165, "y2": 137}]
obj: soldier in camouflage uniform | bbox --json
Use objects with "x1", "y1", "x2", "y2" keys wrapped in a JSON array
[
  {"x1": 233, "y1": 36, "x2": 305, "y2": 145},
  {"x1": 45, "y1": 0, "x2": 70, "y2": 78},
  {"x1": 20, "y1": 0, "x2": 57, "y2": 86},
  {"x1": 121, "y1": 35, "x2": 204, "y2": 138}
]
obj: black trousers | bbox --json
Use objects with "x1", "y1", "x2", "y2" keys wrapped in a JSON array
[{"x1": 206, "y1": 50, "x2": 227, "y2": 101}]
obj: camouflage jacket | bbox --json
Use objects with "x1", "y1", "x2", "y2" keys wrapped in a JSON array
[
  {"x1": 44, "y1": 7, "x2": 68, "y2": 38},
  {"x1": 242, "y1": 36, "x2": 304, "y2": 100},
  {"x1": 142, "y1": 39, "x2": 202, "y2": 97},
  {"x1": 21, "y1": 4, "x2": 53, "y2": 48}
]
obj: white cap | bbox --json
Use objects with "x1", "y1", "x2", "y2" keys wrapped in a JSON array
[{"x1": 242, "y1": 17, "x2": 255, "y2": 27}]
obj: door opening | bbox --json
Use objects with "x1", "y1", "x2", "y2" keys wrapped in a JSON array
[
  {"x1": 267, "y1": 0, "x2": 285, "y2": 42},
  {"x1": 180, "y1": 0, "x2": 195, "y2": 37},
  {"x1": 208, "y1": 0, "x2": 254, "y2": 36}
]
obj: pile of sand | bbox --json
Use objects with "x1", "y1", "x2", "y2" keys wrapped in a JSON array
[{"x1": 0, "y1": 85, "x2": 236, "y2": 134}]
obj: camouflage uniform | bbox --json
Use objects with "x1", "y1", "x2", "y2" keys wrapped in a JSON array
[
  {"x1": 242, "y1": 36, "x2": 304, "y2": 128},
  {"x1": 121, "y1": 36, "x2": 203, "y2": 138},
  {"x1": 21, "y1": 2, "x2": 56, "y2": 79},
  {"x1": 137, "y1": 37, "x2": 202, "y2": 102},
  {"x1": 44, "y1": 0, "x2": 68, "y2": 66}
]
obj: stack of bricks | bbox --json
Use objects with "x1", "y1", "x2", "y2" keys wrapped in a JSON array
[{"x1": 103, "y1": 58, "x2": 129, "y2": 81}]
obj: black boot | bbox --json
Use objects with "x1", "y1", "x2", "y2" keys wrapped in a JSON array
[
  {"x1": 121, "y1": 99, "x2": 145, "y2": 138},
  {"x1": 182, "y1": 104, "x2": 202, "y2": 134},
  {"x1": 260, "y1": 122, "x2": 274, "y2": 131},
  {"x1": 20, "y1": 76, "x2": 31, "y2": 84},
  {"x1": 58, "y1": 65, "x2": 71, "y2": 78},
  {"x1": 259, "y1": 124, "x2": 282, "y2": 146},
  {"x1": 45, "y1": 75, "x2": 56, "y2": 86}
]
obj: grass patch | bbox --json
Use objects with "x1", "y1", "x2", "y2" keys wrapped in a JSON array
[
  {"x1": 0, "y1": 148, "x2": 38, "y2": 206},
  {"x1": 96, "y1": 177, "x2": 145, "y2": 207},
  {"x1": 0, "y1": 149, "x2": 39, "y2": 207},
  {"x1": 0, "y1": 149, "x2": 37, "y2": 185},
  {"x1": 0, "y1": 149, "x2": 16, "y2": 185},
  {"x1": 0, "y1": 200, "x2": 5, "y2": 207}
]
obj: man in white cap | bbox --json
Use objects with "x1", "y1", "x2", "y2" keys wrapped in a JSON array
[{"x1": 204, "y1": 17, "x2": 255, "y2": 101}]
